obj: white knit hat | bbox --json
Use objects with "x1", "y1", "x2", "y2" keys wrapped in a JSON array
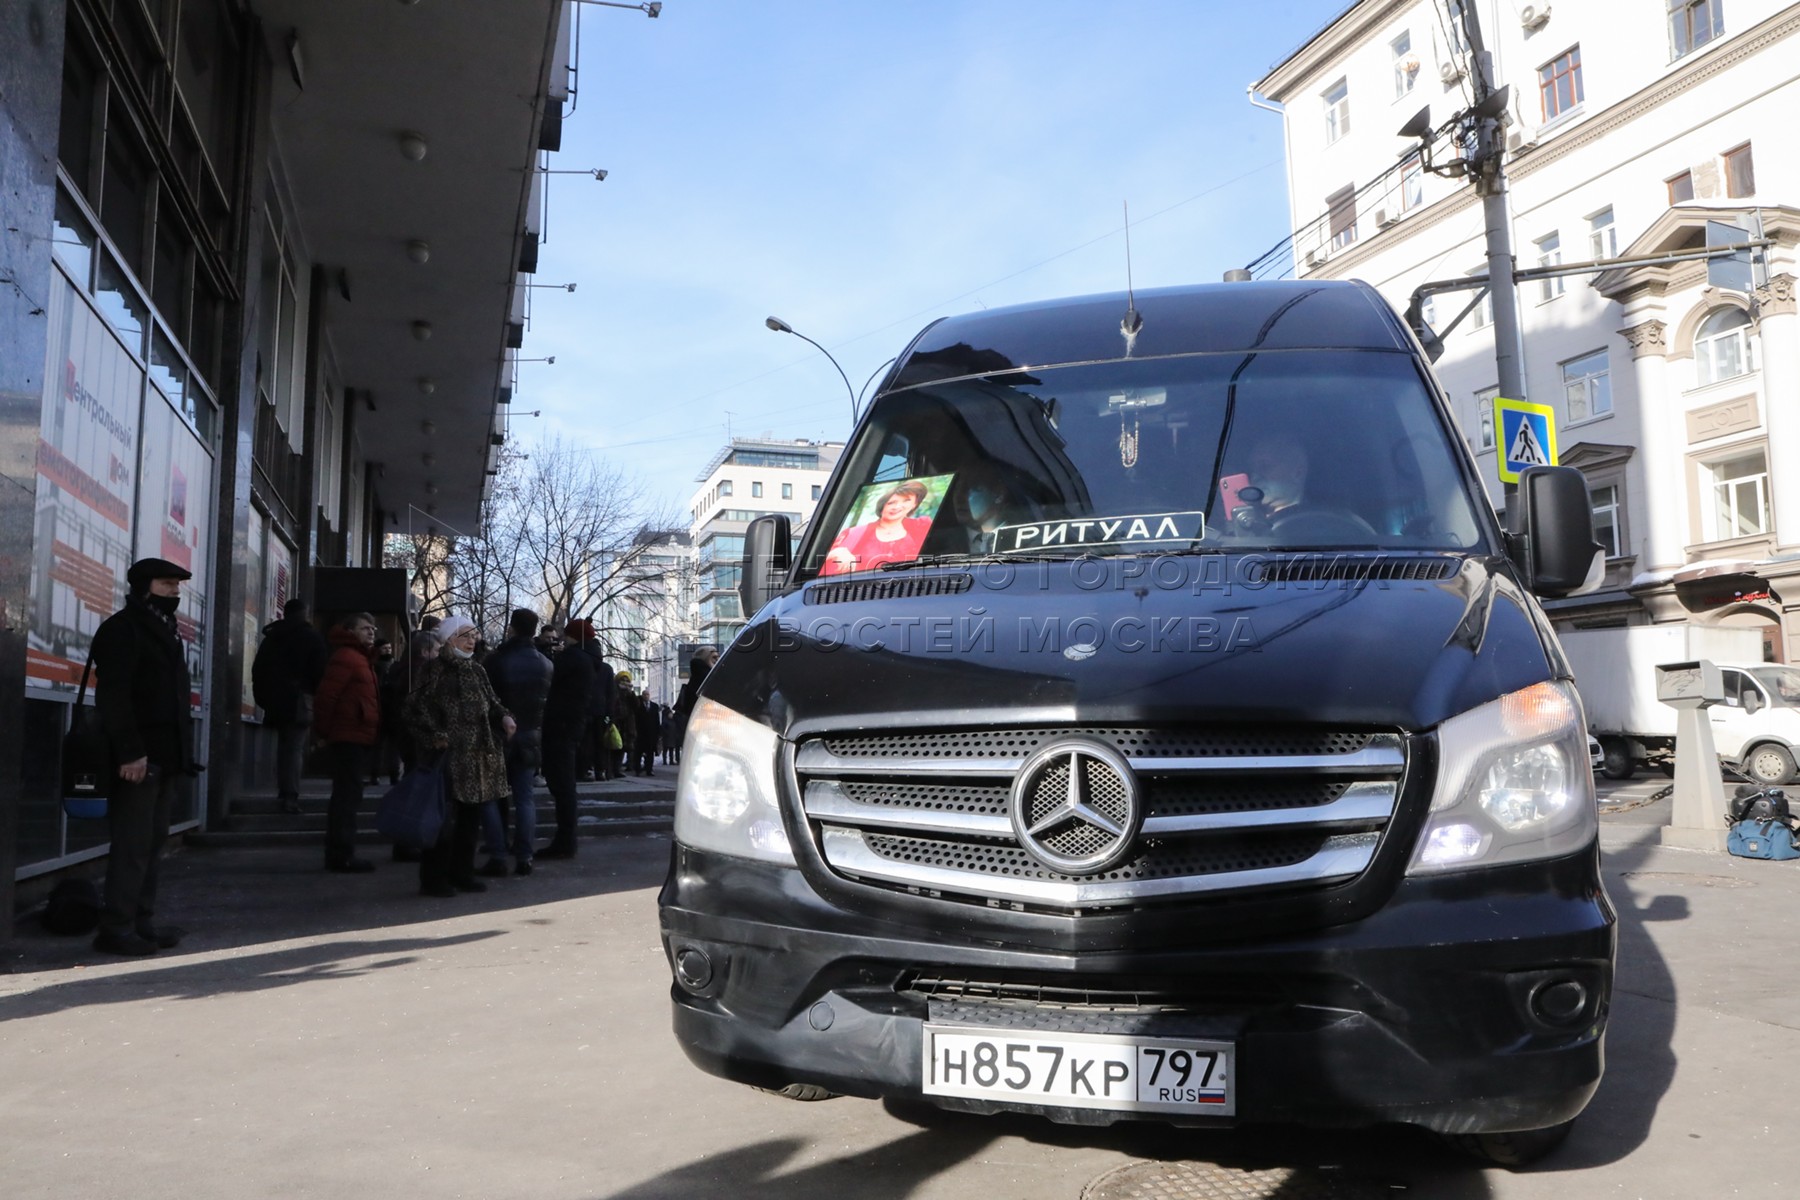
[{"x1": 435, "y1": 614, "x2": 475, "y2": 643}]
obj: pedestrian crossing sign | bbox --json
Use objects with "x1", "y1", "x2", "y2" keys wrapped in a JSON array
[{"x1": 1494, "y1": 396, "x2": 1557, "y2": 484}]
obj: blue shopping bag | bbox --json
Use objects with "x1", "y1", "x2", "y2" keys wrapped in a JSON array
[{"x1": 376, "y1": 759, "x2": 447, "y2": 847}]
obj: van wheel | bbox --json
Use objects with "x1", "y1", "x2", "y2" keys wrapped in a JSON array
[
  {"x1": 1744, "y1": 743, "x2": 1797, "y2": 786},
  {"x1": 1448, "y1": 1119, "x2": 1574, "y2": 1167},
  {"x1": 1600, "y1": 739, "x2": 1635, "y2": 780},
  {"x1": 754, "y1": 1083, "x2": 838, "y2": 1102}
]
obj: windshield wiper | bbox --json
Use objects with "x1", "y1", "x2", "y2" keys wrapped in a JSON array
[{"x1": 879, "y1": 551, "x2": 1085, "y2": 572}]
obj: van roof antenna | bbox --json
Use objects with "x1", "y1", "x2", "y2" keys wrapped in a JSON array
[{"x1": 1120, "y1": 201, "x2": 1143, "y2": 353}]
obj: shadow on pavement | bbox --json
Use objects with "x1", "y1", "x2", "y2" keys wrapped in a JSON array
[
  {"x1": 882, "y1": 1100, "x2": 1496, "y2": 1197},
  {"x1": 597, "y1": 1130, "x2": 1000, "y2": 1200},
  {"x1": 3, "y1": 835, "x2": 672, "y2": 981},
  {"x1": 1553, "y1": 829, "x2": 1685, "y2": 1168},
  {"x1": 0, "y1": 927, "x2": 503, "y2": 1022}
]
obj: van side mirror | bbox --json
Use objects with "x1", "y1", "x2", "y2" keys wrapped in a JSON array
[
  {"x1": 739, "y1": 513, "x2": 793, "y2": 619},
  {"x1": 1508, "y1": 465, "x2": 1604, "y2": 598}
]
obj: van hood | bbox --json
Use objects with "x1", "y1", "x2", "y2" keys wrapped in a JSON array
[{"x1": 708, "y1": 555, "x2": 1556, "y2": 739}]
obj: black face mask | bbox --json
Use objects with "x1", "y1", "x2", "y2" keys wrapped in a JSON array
[{"x1": 146, "y1": 593, "x2": 181, "y2": 617}]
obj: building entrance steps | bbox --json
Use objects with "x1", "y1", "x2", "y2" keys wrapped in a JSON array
[{"x1": 196, "y1": 772, "x2": 674, "y2": 847}]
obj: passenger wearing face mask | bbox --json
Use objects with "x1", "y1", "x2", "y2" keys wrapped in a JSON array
[
  {"x1": 88, "y1": 557, "x2": 199, "y2": 956},
  {"x1": 954, "y1": 471, "x2": 1017, "y2": 554}
]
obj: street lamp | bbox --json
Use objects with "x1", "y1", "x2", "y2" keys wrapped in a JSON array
[
  {"x1": 572, "y1": 1, "x2": 661, "y2": 15},
  {"x1": 765, "y1": 316, "x2": 857, "y2": 424}
]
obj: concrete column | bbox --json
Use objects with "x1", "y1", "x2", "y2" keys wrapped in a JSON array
[
  {"x1": 1754, "y1": 274, "x2": 1800, "y2": 553},
  {"x1": 1621, "y1": 315, "x2": 1685, "y2": 571}
]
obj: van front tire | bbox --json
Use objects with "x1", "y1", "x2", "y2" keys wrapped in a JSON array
[
  {"x1": 754, "y1": 1082, "x2": 838, "y2": 1102},
  {"x1": 1448, "y1": 1118, "x2": 1574, "y2": 1167}
]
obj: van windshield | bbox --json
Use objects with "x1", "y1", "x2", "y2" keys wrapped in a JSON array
[
  {"x1": 799, "y1": 349, "x2": 1490, "y2": 578},
  {"x1": 1750, "y1": 666, "x2": 1800, "y2": 706}
]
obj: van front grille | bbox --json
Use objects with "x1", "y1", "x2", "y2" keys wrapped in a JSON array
[{"x1": 796, "y1": 725, "x2": 1404, "y2": 911}]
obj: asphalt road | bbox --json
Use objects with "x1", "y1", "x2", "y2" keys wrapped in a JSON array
[{"x1": 1, "y1": 776, "x2": 1794, "y2": 1199}]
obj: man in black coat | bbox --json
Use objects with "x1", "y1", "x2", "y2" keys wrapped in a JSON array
[
  {"x1": 481, "y1": 609, "x2": 554, "y2": 874},
  {"x1": 90, "y1": 557, "x2": 198, "y2": 956},
  {"x1": 252, "y1": 597, "x2": 327, "y2": 813},
  {"x1": 539, "y1": 618, "x2": 598, "y2": 859}
]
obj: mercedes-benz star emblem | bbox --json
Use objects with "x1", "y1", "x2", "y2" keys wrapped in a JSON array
[{"x1": 1008, "y1": 738, "x2": 1142, "y2": 875}]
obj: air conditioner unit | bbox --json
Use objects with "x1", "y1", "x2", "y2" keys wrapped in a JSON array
[
  {"x1": 1305, "y1": 247, "x2": 1328, "y2": 267},
  {"x1": 1439, "y1": 59, "x2": 1464, "y2": 83},
  {"x1": 1375, "y1": 208, "x2": 1398, "y2": 228},
  {"x1": 1519, "y1": 4, "x2": 1551, "y2": 30},
  {"x1": 1506, "y1": 129, "x2": 1538, "y2": 153}
]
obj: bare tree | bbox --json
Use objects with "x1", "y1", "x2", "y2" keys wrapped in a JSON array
[
  {"x1": 383, "y1": 526, "x2": 455, "y2": 620},
  {"x1": 517, "y1": 437, "x2": 674, "y2": 643},
  {"x1": 441, "y1": 446, "x2": 531, "y2": 641}
]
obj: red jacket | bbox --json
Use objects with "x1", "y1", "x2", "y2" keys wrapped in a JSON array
[{"x1": 312, "y1": 628, "x2": 380, "y2": 745}]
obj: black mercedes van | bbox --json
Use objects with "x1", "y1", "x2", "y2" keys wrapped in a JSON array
[{"x1": 659, "y1": 280, "x2": 1614, "y2": 1164}]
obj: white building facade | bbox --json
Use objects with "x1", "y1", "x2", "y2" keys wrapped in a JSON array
[
  {"x1": 1256, "y1": 0, "x2": 1800, "y2": 660},
  {"x1": 592, "y1": 530, "x2": 695, "y2": 706},
  {"x1": 687, "y1": 438, "x2": 843, "y2": 650}
]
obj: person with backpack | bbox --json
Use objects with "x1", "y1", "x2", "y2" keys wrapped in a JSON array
[{"x1": 252, "y1": 598, "x2": 327, "y2": 814}]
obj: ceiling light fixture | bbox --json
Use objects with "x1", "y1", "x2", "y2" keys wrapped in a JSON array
[
  {"x1": 411, "y1": 320, "x2": 433, "y2": 341},
  {"x1": 398, "y1": 131, "x2": 428, "y2": 162},
  {"x1": 421, "y1": 420, "x2": 437, "y2": 436},
  {"x1": 406, "y1": 239, "x2": 431, "y2": 264},
  {"x1": 417, "y1": 377, "x2": 436, "y2": 395}
]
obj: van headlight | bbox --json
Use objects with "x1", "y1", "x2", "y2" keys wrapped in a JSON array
[
  {"x1": 674, "y1": 698, "x2": 794, "y2": 865},
  {"x1": 1409, "y1": 680, "x2": 1596, "y2": 874}
]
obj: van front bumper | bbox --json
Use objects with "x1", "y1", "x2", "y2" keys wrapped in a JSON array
[{"x1": 659, "y1": 845, "x2": 1614, "y2": 1134}]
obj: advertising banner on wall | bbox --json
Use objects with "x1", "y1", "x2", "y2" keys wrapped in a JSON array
[
  {"x1": 27, "y1": 276, "x2": 142, "y2": 692},
  {"x1": 136, "y1": 391, "x2": 214, "y2": 711}
]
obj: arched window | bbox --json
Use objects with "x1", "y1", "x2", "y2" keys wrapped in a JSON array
[{"x1": 1695, "y1": 307, "x2": 1756, "y2": 386}]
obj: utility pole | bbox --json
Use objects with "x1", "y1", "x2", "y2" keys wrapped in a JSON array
[{"x1": 1460, "y1": 6, "x2": 1527, "y2": 405}]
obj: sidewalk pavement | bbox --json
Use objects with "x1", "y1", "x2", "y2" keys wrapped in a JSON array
[{"x1": 1, "y1": 801, "x2": 1797, "y2": 1198}]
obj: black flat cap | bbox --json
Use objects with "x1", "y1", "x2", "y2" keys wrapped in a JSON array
[{"x1": 127, "y1": 557, "x2": 193, "y2": 589}]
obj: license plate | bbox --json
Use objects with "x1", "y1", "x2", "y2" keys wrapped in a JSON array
[{"x1": 921, "y1": 1024, "x2": 1234, "y2": 1116}]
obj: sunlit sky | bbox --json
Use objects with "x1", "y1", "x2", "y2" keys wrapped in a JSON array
[{"x1": 518, "y1": 0, "x2": 1351, "y2": 516}]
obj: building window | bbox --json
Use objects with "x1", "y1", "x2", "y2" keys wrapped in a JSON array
[
  {"x1": 811, "y1": 484, "x2": 822, "y2": 500},
  {"x1": 1703, "y1": 449, "x2": 1770, "y2": 541},
  {"x1": 1538, "y1": 47, "x2": 1583, "y2": 122},
  {"x1": 1590, "y1": 484, "x2": 1622, "y2": 557},
  {"x1": 1323, "y1": 79, "x2": 1350, "y2": 144},
  {"x1": 1724, "y1": 143, "x2": 1755, "y2": 198},
  {"x1": 1401, "y1": 156, "x2": 1423, "y2": 211},
  {"x1": 781, "y1": 482, "x2": 793, "y2": 500},
  {"x1": 719, "y1": 479, "x2": 733, "y2": 497},
  {"x1": 1588, "y1": 208, "x2": 1617, "y2": 259},
  {"x1": 1468, "y1": 269, "x2": 1493, "y2": 329},
  {"x1": 1326, "y1": 184, "x2": 1357, "y2": 250},
  {"x1": 1668, "y1": 170, "x2": 1695, "y2": 203},
  {"x1": 1392, "y1": 32, "x2": 1418, "y2": 99},
  {"x1": 1476, "y1": 386, "x2": 1498, "y2": 449},
  {"x1": 1445, "y1": 1, "x2": 1469, "y2": 53},
  {"x1": 1535, "y1": 232, "x2": 1564, "y2": 301},
  {"x1": 1695, "y1": 307, "x2": 1756, "y2": 385},
  {"x1": 1562, "y1": 350, "x2": 1611, "y2": 421},
  {"x1": 751, "y1": 481, "x2": 763, "y2": 498},
  {"x1": 1669, "y1": 0, "x2": 1725, "y2": 59}
]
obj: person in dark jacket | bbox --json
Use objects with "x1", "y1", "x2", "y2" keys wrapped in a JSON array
[
  {"x1": 479, "y1": 609, "x2": 553, "y2": 875},
  {"x1": 610, "y1": 671, "x2": 637, "y2": 781},
  {"x1": 570, "y1": 624, "x2": 616, "y2": 780},
  {"x1": 310, "y1": 612, "x2": 381, "y2": 873},
  {"x1": 633, "y1": 690, "x2": 659, "y2": 776},
  {"x1": 252, "y1": 598, "x2": 328, "y2": 813},
  {"x1": 89, "y1": 557, "x2": 197, "y2": 956},
  {"x1": 675, "y1": 646, "x2": 716, "y2": 722},
  {"x1": 539, "y1": 619, "x2": 597, "y2": 858}
]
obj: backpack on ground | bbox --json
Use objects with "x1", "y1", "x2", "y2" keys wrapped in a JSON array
[
  {"x1": 1727, "y1": 819, "x2": 1800, "y2": 860},
  {"x1": 1725, "y1": 785, "x2": 1800, "y2": 860}
]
